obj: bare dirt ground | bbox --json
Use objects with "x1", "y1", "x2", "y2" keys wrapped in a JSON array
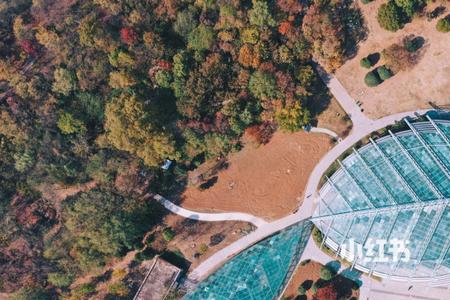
[
  {"x1": 283, "y1": 260, "x2": 360, "y2": 299},
  {"x1": 313, "y1": 97, "x2": 353, "y2": 137},
  {"x1": 181, "y1": 131, "x2": 333, "y2": 220},
  {"x1": 335, "y1": 1, "x2": 450, "y2": 119},
  {"x1": 163, "y1": 214, "x2": 253, "y2": 270}
]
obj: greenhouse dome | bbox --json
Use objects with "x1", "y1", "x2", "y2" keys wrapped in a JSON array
[{"x1": 312, "y1": 116, "x2": 450, "y2": 283}]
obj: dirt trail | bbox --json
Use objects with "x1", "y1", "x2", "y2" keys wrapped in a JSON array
[{"x1": 181, "y1": 131, "x2": 332, "y2": 220}]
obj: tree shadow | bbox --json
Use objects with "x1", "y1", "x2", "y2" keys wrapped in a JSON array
[
  {"x1": 368, "y1": 52, "x2": 380, "y2": 65},
  {"x1": 341, "y1": 0, "x2": 369, "y2": 59},
  {"x1": 199, "y1": 176, "x2": 218, "y2": 190},
  {"x1": 301, "y1": 279, "x2": 314, "y2": 290}
]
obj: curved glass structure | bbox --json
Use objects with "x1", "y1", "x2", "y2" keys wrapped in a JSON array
[
  {"x1": 185, "y1": 220, "x2": 312, "y2": 300},
  {"x1": 312, "y1": 116, "x2": 450, "y2": 282}
]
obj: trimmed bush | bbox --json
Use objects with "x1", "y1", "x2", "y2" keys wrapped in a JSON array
[
  {"x1": 436, "y1": 16, "x2": 450, "y2": 33},
  {"x1": 319, "y1": 266, "x2": 335, "y2": 281},
  {"x1": 311, "y1": 282, "x2": 319, "y2": 294},
  {"x1": 377, "y1": 66, "x2": 393, "y2": 80},
  {"x1": 163, "y1": 228, "x2": 175, "y2": 241},
  {"x1": 298, "y1": 285, "x2": 307, "y2": 295},
  {"x1": 364, "y1": 71, "x2": 382, "y2": 87},
  {"x1": 360, "y1": 57, "x2": 372, "y2": 68}
]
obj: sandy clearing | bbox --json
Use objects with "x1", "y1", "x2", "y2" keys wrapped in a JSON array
[
  {"x1": 335, "y1": 1, "x2": 450, "y2": 119},
  {"x1": 180, "y1": 131, "x2": 333, "y2": 220}
]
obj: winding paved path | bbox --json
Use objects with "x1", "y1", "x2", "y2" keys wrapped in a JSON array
[
  {"x1": 187, "y1": 73, "x2": 432, "y2": 280},
  {"x1": 154, "y1": 194, "x2": 268, "y2": 227}
]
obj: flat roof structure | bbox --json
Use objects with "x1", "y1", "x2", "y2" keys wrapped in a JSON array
[
  {"x1": 313, "y1": 117, "x2": 450, "y2": 283},
  {"x1": 184, "y1": 220, "x2": 312, "y2": 300},
  {"x1": 134, "y1": 256, "x2": 181, "y2": 300}
]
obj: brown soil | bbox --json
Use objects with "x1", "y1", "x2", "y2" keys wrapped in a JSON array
[
  {"x1": 335, "y1": 1, "x2": 450, "y2": 119},
  {"x1": 164, "y1": 214, "x2": 253, "y2": 270},
  {"x1": 314, "y1": 97, "x2": 353, "y2": 138},
  {"x1": 283, "y1": 260, "x2": 360, "y2": 300},
  {"x1": 181, "y1": 131, "x2": 333, "y2": 220}
]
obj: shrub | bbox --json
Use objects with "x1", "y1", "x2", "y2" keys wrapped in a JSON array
[
  {"x1": 436, "y1": 16, "x2": 450, "y2": 33},
  {"x1": 404, "y1": 36, "x2": 423, "y2": 52},
  {"x1": 72, "y1": 283, "x2": 96, "y2": 298},
  {"x1": 364, "y1": 71, "x2": 382, "y2": 87},
  {"x1": 360, "y1": 57, "x2": 372, "y2": 68},
  {"x1": 361, "y1": 0, "x2": 373, "y2": 4},
  {"x1": 199, "y1": 243, "x2": 208, "y2": 254},
  {"x1": 311, "y1": 282, "x2": 319, "y2": 294},
  {"x1": 319, "y1": 266, "x2": 335, "y2": 281},
  {"x1": 377, "y1": 65, "x2": 393, "y2": 80},
  {"x1": 298, "y1": 285, "x2": 307, "y2": 295},
  {"x1": 163, "y1": 228, "x2": 175, "y2": 241},
  {"x1": 108, "y1": 282, "x2": 129, "y2": 297},
  {"x1": 377, "y1": 1, "x2": 404, "y2": 32},
  {"x1": 48, "y1": 272, "x2": 74, "y2": 288}
]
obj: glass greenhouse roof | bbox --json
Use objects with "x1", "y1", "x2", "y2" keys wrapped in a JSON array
[
  {"x1": 313, "y1": 117, "x2": 450, "y2": 281},
  {"x1": 185, "y1": 220, "x2": 312, "y2": 300}
]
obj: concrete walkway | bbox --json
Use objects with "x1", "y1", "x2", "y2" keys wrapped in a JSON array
[
  {"x1": 188, "y1": 109, "x2": 432, "y2": 281},
  {"x1": 154, "y1": 194, "x2": 268, "y2": 228},
  {"x1": 310, "y1": 127, "x2": 339, "y2": 139}
]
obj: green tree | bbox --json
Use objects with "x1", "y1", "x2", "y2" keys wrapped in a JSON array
[
  {"x1": 377, "y1": 1, "x2": 404, "y2": 32},
  {"x1": 436, "y1": 16, "x2": 450, "y2": 33},
  {"x1": 52, "y1": 67, "x2": 76, "y2": 96},
  {"x1": 360, "y1": 57, "x2": 372, "y2": 68},
  {"x1": 275, "y1": 101, "x2": 310, "y2": 132},
  {"x1": 377, "y1": 65, "x2": 393, "y2": 80},
  {"x1": 364, "y1": 71, "x2": 382, "y2": 87},
  {"x1": 154, "y1": 70, "x2": 173, "y2": 88},
  {"x1": 319, "y1": 266, "x2": 335, "y2": 280},
  {"x1": 394, "y1": 0, "x2": 421, "y2": 17},
  {"x1": 57, "y1": 112, "x2": 86, "y2": 135},
  {"x1": 104, "y1": 93, "x2": 178, "y2": 166},
  {"x1": 47, "y1": 272, "x2": 74, "y2": 288},
  {"x1": 10, "y1": 286, "x2": 49, "y2": 300},
  {"x1": 174, "y1": 10, "x2": 198, "y2": 39},
  {"x1": 248, "y1": 71, "x2": 278, "y2": 100},
  {"x1": 249, "y1": 0, "x2": 276, "y2": 28},
  {"x1": 188, "y1": 25, "x2": 215, "y2": 50}
]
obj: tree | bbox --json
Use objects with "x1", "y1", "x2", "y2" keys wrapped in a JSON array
[
  {"x1": 47, "y1": 272, "x2": 74, "y2": 288},
  {"x1": 249, "y1": 0, "x2": 276, "y2": 28},
  {"x1": 277, "y1": 0, "x2": 303, "y2": 14},
  {"x1": 275, "y1": 101, "x2": 310, "y2": 132},
  {"x1": 63, "y1": 188, "x2": 160, "y2": 260},
  {"x1": 436, "y1": 16, "x2": 450, "y2": 33},
  {"x1": 319, "y1": 266, "x2": 335, "y2": 280},
  {"x1": 248, "y1": 71, "x2": 278, "y2": 100},
  {"x1": 188, "y1": 25, "x2": 215, "y2": 50},
  {"x1": 57, "y1": 112, "x2": 86, "y2": 135},
  {"x1": 52, "y1": 67, "x2": 76, "y2": 96},
  {"x1": 120, "y1": 27, "x2": 138, "y2": 45},
  {"x1": 104, "y1": 92, "x2": 178, "y2": 166},
  {"x1": 108, "y1": 282, "x2": 129, "y2": 297},
  {"x1": 154, "y1": 70, "x2": 173, "y2": 88},
  {"x1": 108, "y1": 71, "x2": 137, "y2": 89},
  {"x1": 377, "y1": 1, "x2": 404, "y2": 32},
  {"x1": 302, "y1": 1, "x2": 346, "y2": 72},
  {"x1": 377, "y1": 65, "x2": 393, "y2": 80},
  {"x1": 360, "y1": 57, "x2": 372, "y2": 68},
  {"x1": 238, "y1": 44, "x2": 260, "y2": 68},
  {"x1": 394, "y1": 0, "x2": 421, "y2": 17},
  {"x1": 173, "y1": 10, "x2": 198, "y2": 39},
  {"x1": 364, "y1": 71, "x2": 382, "y2": 87},
  {"x1": 10, "y1": 286, "x2": 49, "y2": 300}
]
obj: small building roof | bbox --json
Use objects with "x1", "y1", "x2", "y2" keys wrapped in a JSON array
[{"x1": 134, "y1": 256, "x2": 181, "y2": 300}]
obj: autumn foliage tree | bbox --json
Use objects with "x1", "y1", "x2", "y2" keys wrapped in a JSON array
[
  {"x1": 120, "y1": 27, "x2": 138, "y2": 45},
  {"x1": 302, "y1": 0, "x2": 346, "y2": 72}
]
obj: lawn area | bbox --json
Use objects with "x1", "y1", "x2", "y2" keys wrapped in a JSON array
[
  {"x1": 180, "y1": 131, "x2": 333, "y2": 220},
  {"x1": 335, "y1": 1, "x2": 450, "y2": 119}
]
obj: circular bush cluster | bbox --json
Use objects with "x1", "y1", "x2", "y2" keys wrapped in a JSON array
[
  {"x1": 377, "y1": 65, "x2": 393, "y2": 80},
  {"x1": 360, "y1": 57, "x2": 372, "y2": 68},
  {"x1": 364, "y1": 71, "x2": 382, "y2": 87},
  {"x1": 436, "y1": 16, "x2": 450, "y2": 33}
]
